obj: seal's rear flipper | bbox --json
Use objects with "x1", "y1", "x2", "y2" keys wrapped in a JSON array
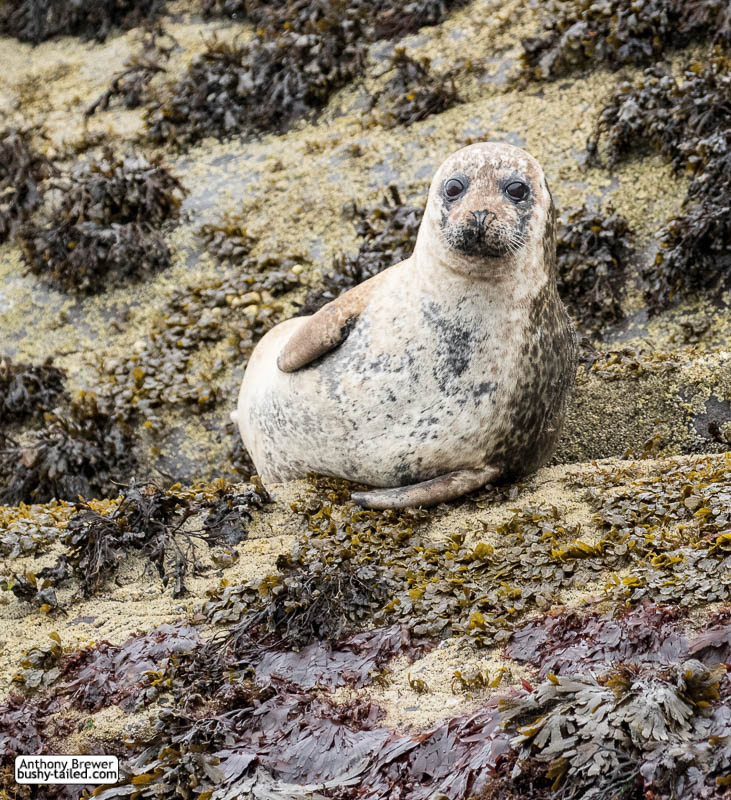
[{"x1": 351, "y1": 467, "x2": 500, "y2": 510}]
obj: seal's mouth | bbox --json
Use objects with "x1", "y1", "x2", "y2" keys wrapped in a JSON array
[{"x1": 444, "y1": 215, "x2": 512, "y2": 258}]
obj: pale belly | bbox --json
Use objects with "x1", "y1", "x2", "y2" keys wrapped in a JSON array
[{"x1": 237, "y1": 293, "x2": 527, "y2": 487}]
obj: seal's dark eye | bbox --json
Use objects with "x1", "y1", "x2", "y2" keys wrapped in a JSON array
[
  {"x1": 505, "y1": 181, "x2": 529, "y2": 201},
  {"x1": 444, "y1": 178, "x2": 465, "y2": 199}
]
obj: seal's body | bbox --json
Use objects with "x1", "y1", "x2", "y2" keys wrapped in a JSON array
[{"x1": 233, "y1": 142, "x2": 576, "y2": 508}]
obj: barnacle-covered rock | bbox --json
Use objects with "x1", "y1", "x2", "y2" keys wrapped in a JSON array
[{"x1": 558, "y1": 346, "x2": 731, "y2": 462}]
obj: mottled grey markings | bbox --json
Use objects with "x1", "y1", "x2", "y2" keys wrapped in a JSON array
[
  {"x1": 421, "y1": 299, "x2": 475, "y2": 393},
  {"x1": 474, "y1": 380, "x2": 498, "y2": 405}
]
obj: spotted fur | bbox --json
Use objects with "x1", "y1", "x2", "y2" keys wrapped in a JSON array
[{"x1": 233, "y1": 142, "x2": 577, "y2": 507}]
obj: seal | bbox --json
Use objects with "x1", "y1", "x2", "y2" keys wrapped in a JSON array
[{"x1": 232, "y1": 142, "x2": 577, "y2": 509}]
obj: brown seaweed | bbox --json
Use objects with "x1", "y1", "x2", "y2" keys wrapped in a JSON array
[
  {"x1": 501, "y1": 660, "x2": 731, "y2": 800},
  {"x1": 556, "y1": 205, "x2": 633, "y2": 333},
  {"x1": 19, "y1": 149, "x2": 185, "y2": 295},
  {"x1": 0, "y1": 0, "x2": 166, "y2": 44},
  {"x1": 0, "y1": 357, "x2": 67, "y2": 428},
  {"x1": 146, "y1": 27, "x2": 365, "y2": 144},
  {"x1": 86, "y1": 29, "x2": 175, "y2": 116},
  {"x1": 0, "y1": 394, "x2": 136, "y2": 505},
  {"x1": 590, "y1": 53, "x2": 731, "y2": 311},
  {"x1": 0, "y1": 128, "x2": 54, "y2": 243},
  {"x1": 519, "y1": 0, "x2": 730, "y2": 82},
  {"x1": 368, "y1": 49, "x2": 461, "y2": 129}
]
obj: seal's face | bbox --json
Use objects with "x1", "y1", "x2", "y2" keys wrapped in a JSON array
[
  {"x1": 417, "y1": 142, "x2": 554, "y2": 280},
  {"x1": 437, "y1": 153, "x2": 538, "y2": 259},
  {"x1": 438, "y1": 165, "x2": 534, "y2": 258}
]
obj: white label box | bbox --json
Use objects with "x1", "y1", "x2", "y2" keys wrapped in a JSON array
[{"x1": 15, "y1": 755, "x2": 119, "y2": 785}]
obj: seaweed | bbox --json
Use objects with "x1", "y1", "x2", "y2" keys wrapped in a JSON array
[
  {"x1": 253, "y1": 624, "x2": 431, "y2": 689},
  {"x1": 577, "y1": 453, "x2": 731, "y2": 608},
  {"x1": 590, "y1": 53, "x2": 731, "y2": 311},
  {"x1": 507, "y1": 604, "x2": 687, "y2": 677},
  {"x1": 59, "y1": 623, "x2": 202, "y2": 712},
  {"x1": 13, "y1": 633, "x2": 65, "y2": 692},
  {"x1": 0, "y1": 127, "x2": 54, "y2": 243},
  {"x1": 86, "y1": 29, "x2": 175, "y2": 116},
  {"x1": 1, "y1": 569, "x2": 61, "y2": 613},
  {"x1": 365, "y1": 0, "x2": 471, "y2": 41},
  {"x1": 677, "y1": 0, "x2": 731, "y2": 46},
  {"x1": 501, "y1": 660, "x2": 730, "y2": 800},
  {"x1": 42, "y1": 480, "x2": 268, "y2": 599},
  {"x1": 649, "y1": 199, "x2": 731, "y2": 311},
  {"x1": 198, "y1": 214, "x2": 257, "y2": 265},
  {"x1": 589, "y1": 59, "x2": 730, "y2": 172},
  {"x1": 203, "y1": 481, "x2": 623, "y2": 652},
  {"x1": 201, "y1": 482, "x2": 270, "y2": 546},
  {"x1": 518, "y1": 0, "x2": 730, "y2": 82},
  {"x1": 0, "y1": 0, "x2": 167, "y2": 44},
  {"x1": 4, "y1": 460, "x2": 731, "y2": 797},
  {"x1": 0, "y1": 502, "x2": 71, "y2": 559},
  {"x1": 298, "y1": 186, "x2": 420, "y2": 314},
  {"x1": 146, "y1": 25, "x2": 365, "y2": 144},
  {"x1": 201, "y1": 0, "x2": 250, "y2": 19},
  {"x1": 149, "y1": 0, "x2": 470, "y2": 144},
  {"x1": 86, "y1": 56, "x2": 166, "y2": 116},
  {"x1": 20, "y1": 221, "x2": 171, "y2": 295},
  {"x1": 689, "y1": 614, "x2": 731, "y2": 666},
  {"x1": 0, "y1": 693, "x2": 87, "y2": 798},
  {"x1": 451, "y1": 667, "x2": 507, "y2": 694},
  {"x1": 60, "y1": 483, "x2": 195, "y2": 597},
  {"x1": 0, "y1": 694, "x2": 58, "y2": 762},
  {"x1": 53, "y1": 149, "x2": 184, "y2": 227},
  {"x1": 19, "y1": 149, "x2": 185, "y2": 295},
  {"x1": 222, "y1": 529, "x2": 397, "y2": 648},
  {"x1": 519, "y1": 0, "x2": 678, "y2": 81},
  {"x1": 201, "y1": 0, "x2": 469, "y2": 41},
  {"x1": 97, "y1": 678, "x2": 508, "y2": 800},
  {"x1": 368, "y1": 49, "x2": 461, "y2": 129},
  {"x1": 218, "y1": 460, "x2": 730, "y2": 651},
  {"x1": 0, "y1": 357, "x2": 67, "y2": 428},
  {"x1": 0, "y1": 393, "x2": 136, "y2": 505},
  {"x1": 555, "y1": 205, "x2": 633, "y2": 333}
]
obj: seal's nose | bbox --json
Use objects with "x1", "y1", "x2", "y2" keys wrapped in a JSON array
[{"x1": 470, "y1": 209, "x2": 495, "y2": 229}]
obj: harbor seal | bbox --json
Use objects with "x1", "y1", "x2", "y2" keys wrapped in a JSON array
[{"x1": 232, "y1": 142, "x2": 577, "y2": 509}]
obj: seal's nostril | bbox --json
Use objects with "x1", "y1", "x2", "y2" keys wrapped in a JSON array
[{"x1": 471, "y1": 209, "x2": 494, "y2": 228}]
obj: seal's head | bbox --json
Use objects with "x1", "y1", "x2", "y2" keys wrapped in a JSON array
[{"x1": 416, "y1": 142, "x2": 555, "y2": 281}]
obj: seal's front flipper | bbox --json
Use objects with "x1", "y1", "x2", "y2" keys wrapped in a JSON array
[
  {"x1": 351, "y1": 467, "x2": 500, "y2": 510},
  {"x1": 277, "y1": 277, "x2": 379, "y2": 372}
]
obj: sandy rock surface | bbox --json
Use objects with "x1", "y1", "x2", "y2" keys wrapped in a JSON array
[{"x1": 0, "y1": 0, "x2": 729, "y2": 798}]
